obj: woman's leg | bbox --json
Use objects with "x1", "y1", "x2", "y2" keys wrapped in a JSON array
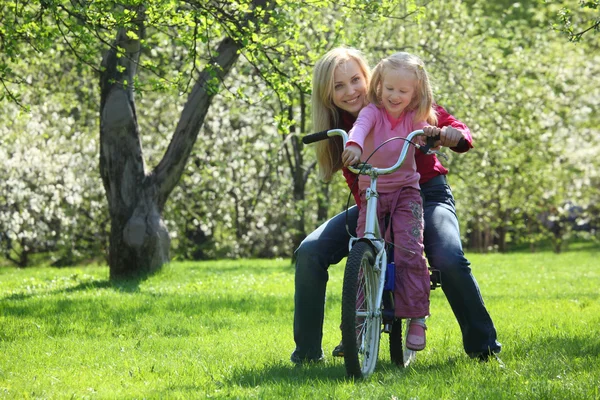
[
  {"x1": 422, "y1": 183, "x2": 501, "y2": 357},
  {"x1": 291, "y1": 206, "x2": 358, "y2": 363}
]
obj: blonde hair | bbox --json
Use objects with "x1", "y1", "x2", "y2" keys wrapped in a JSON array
[
  {"x1": 311, "y1": 47, "x2": 371, "y2": 182},
  {"x1": 368, "y1": 52, "x2": 437, "y2": 126}
]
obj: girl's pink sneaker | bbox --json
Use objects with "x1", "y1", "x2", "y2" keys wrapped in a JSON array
[{"x1": 406, "y1": 319, "x2": 427, "y2": 351}]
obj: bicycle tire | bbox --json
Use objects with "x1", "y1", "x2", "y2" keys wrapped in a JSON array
[
  {"x1": 389, "y1": 318, "x2": 403, "y2": 366},
  {"x1": 341, "y1": 241, "x2": 381, "y2": 378},
  {"x1": 389, "y1": 319, "x2": 417, "y2": 367}
]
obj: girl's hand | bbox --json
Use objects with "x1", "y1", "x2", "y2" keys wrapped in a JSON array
[
  {"x1": 342, "y1": 145, "x2": 362, "y2": 167},
  {"x1": 423, "y1": 126, "x2": 442, "y2": 149},
  {"x1": 439, "y1": 126, "x2": 464, "y2": 147}
]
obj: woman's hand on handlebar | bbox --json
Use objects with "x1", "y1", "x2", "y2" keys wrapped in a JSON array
[
  {"x1": 440, "y1": 126, "x2": 464, "y2": 147},
  {"x1": 342, "y1": 145, "x2": 362, "y2": 167},
  {"x1": 423, "y1": 126, "x2": 464, "y2": 148}
]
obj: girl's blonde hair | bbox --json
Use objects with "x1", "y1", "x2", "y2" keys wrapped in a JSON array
[
  {"x1": 311, "y1": 47, "x2": 371, "y2": 182},
  {"x1": 368, "y1": 52, "x2": 437, "y2": 126}
]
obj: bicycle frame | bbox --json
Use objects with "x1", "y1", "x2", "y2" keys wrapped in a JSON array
[{"x1": 328, "y1": 128, "x2": 428, "y2": 323}]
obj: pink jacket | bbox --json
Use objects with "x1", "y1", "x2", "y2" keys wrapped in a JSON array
[{"x1": 347, "y1": 104, "x2": 427, "y2": 194}]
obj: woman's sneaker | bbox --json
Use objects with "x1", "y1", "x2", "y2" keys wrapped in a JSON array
[
  {"x1": 290, "y1": 350, "x2": 324, "y2": 365},
  {"x1": 332, "y1": 342, "x2": 344, "y2": 357}
]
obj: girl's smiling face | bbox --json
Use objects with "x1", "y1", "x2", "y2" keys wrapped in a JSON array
[
  {"x1": 380, "y1": 68, "x2": 417, "y2": 119},
  {"x1": 332, "y1": 59, "x2": 368, "y2": 116}
]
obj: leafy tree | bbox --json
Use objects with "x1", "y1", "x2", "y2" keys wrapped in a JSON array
[
  {"x1": 354, "y1": 0, "x2": 600, "y2": 252},
  {"x1": 1, "y1": 0, "x2": 400, "y2": 276},
  {"x1": 551, "y1": 0, "x2": 600, "y2": 42},
  {"x1": 0, "y1": 43, "x2": 105, "y2": 267}
]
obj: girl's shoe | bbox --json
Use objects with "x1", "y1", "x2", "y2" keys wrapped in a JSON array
[{"x1": 405, "y1": 319, "x2": 427, "y2": 351}]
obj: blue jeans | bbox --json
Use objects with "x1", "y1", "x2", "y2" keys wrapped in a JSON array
[
  {"x1": 421, "y1": 180, "x2": 501, "y2": 356},
  {"x1": 291, "y1": 180, "x2": 501, "y2": 361}
]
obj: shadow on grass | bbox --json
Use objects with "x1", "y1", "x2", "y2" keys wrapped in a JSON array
[
  {"x1": 228, "y1": 357, "x2": 478, "y2": 387},
  {"x1": 184, "y1": 263, "x2": 296, "y2": 277},
  {"x1": 229, "y1": 361, "x2": 350, "y2": 385},
  {"x1": 514, "y1": 334, "x2": 600, "y2": 359},
  {"x1": 497, "y1": 240, "x2": 599, "y2": 254},
  {"x1": 1, "y1": 277, "x2": 143, "y2": 302},
  {"x1": 226, "y1": 356, "x2": 470, "y2": 386}
]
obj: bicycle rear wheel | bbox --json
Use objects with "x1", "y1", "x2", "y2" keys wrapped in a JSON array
[
  {"x1": 341, "y1": 241, "x2": 381, "y2": 378},
  {"x1": 389, "y1": 319, "x2": 417, "y2": 367}
]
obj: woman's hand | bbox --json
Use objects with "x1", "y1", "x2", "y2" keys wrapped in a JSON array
[
  {"x1": 423, "y1": 126, "x2": 464, "y2": 148},
  {"x1": 439, "y1": 126, "x2": 464, "y2": 147},
  {"x1": 342, "y1": 145, "x2": 362, "y2": 167}
]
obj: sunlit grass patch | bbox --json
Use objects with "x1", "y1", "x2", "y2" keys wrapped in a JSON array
[{"x1": 1, "y1": 250, "x2": 599, "y2": 399}]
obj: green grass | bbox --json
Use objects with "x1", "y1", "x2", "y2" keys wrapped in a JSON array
[{"x1": 1, "y1": 249, "x2": 599, "y2": 399}]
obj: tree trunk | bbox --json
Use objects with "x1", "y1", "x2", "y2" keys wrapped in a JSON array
[
  {"x1": 99, "y1": 2, "x2": 269, "y2": 279},
  {"x1": 316, "y1": 181, "x2": 330, "y2": 223},
  {"x1": 498, "y1": 224, "x2": 507, "y2": 252},
  {"x1": 287, "y1": 104, "x2": 306, "y2": 252}
]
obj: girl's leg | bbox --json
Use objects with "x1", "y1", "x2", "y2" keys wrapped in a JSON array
[
  {"x1": 390, "y1": 188, "x2": 430, "y2": 319},
  {"x1": 381, "y1": 188, "x2": 429, "y2": 351},
  {"x1": 291, "y1": 206, "x2": 358, "y2": 363}
]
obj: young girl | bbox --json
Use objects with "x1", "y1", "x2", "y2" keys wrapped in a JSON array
[{"x1": 341, "y1": 52, "x2": 437, "y2": 350}]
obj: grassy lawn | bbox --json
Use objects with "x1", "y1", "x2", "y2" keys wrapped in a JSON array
[{"x1": 1, "y1": 247, "x2": 599, "y2": 399}]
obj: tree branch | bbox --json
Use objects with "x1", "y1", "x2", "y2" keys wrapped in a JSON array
[{"x1": 153, "y1": 0, "x2": 271, "y2": 209}]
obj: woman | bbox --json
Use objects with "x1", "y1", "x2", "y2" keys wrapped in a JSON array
[{"x1": 290, "y1": 47, "x2": 501, "y2": 364}]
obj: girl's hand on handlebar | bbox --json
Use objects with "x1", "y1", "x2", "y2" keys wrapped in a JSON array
[
  {"x1": 342, "y1": 145, "x2": 362, "y2": 167},
  {"x1": 423, "y1": 126, "x2": 442, "y2": 149}
]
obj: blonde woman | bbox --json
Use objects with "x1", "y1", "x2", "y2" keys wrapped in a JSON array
[{"x1": 291, "y1": 47, "x2": 501, "y2": 363}]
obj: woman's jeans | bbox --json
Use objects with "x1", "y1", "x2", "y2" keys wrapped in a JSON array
[{"x1": 291, "y1": 179, "x2": 501, "y2": 361}]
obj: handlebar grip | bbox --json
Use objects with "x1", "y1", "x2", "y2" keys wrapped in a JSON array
[
  {"x1": 302, "y1": 130, "x2": 330, "y2": 145},
  {"x1": 420, "y1": 135, "x2": 467, "y2": 154},
  {"x1": 420, "y1": 135, "x2": 439, "y2": 154},
  {"x1": 426, "y1": 135, "x2": 440, "y2": 149}
]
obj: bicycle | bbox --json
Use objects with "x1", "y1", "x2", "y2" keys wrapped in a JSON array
[{"x1": 302, "y1": 128, "x2": 447, "y2": 378}]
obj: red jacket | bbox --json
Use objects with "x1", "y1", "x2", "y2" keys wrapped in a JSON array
[{"x1": 340, "y1": 104, "x2": 473, "y2": 207}]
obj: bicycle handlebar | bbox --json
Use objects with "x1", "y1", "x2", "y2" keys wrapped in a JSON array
[
  {"x1": 301, "y1": 130, "x2": 330, "y2": 144},
  {"x1": 302, "y1": 129, "x2": 427, "y2": 176},
  {"x1": 302, "y1": 129, "x2": 466, "y2": 175}
]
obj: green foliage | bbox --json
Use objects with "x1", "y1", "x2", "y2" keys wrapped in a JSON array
[
  {"x1": 1, "y1": 250, "x2": 599, "y2": 397},
  {"x1": 1, "y1": 0, "x2": 599, "y2": 263},
  {"x1": 0, "y1": 49, "x2": 106, "y2": 267},
  {"x1": 550, "y1": 0, "x2": 600, "y2": 42},
  {"x1": 354, "y1": 0, "x2": 600, "y2": 252}
]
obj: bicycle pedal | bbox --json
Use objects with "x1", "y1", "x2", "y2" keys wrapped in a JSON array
[{"x1": 429, "y1": 268, "x2": 442, "y2": 290}]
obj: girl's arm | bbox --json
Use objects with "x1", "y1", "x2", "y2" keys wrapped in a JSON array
[
  {"x1": 342, "y1": 105, "x2": 376, "y2": 166},
  {"x1": 347, "y1": 105, "x2": 376, "y2": 150}
]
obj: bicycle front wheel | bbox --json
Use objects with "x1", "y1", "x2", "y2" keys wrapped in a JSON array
[{"x1": 341, "y1": 241, "x2": 381, "y2": 378}]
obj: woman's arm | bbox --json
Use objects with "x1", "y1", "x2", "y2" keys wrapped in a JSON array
[{"x1": 434, "y1": 104, "x2": 473, "y2": 153}]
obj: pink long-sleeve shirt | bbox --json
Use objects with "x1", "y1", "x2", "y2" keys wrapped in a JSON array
[
  {"x1": 347, "y1": 104, "x2": 427, "y2": 194},
  {"x1": 341, "y1": 104, "x2": 473, "y2": 206}
]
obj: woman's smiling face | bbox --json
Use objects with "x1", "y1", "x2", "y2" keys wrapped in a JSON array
[{"x1": 332, "y1": 59, "x2": 367, "y2": 117}]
